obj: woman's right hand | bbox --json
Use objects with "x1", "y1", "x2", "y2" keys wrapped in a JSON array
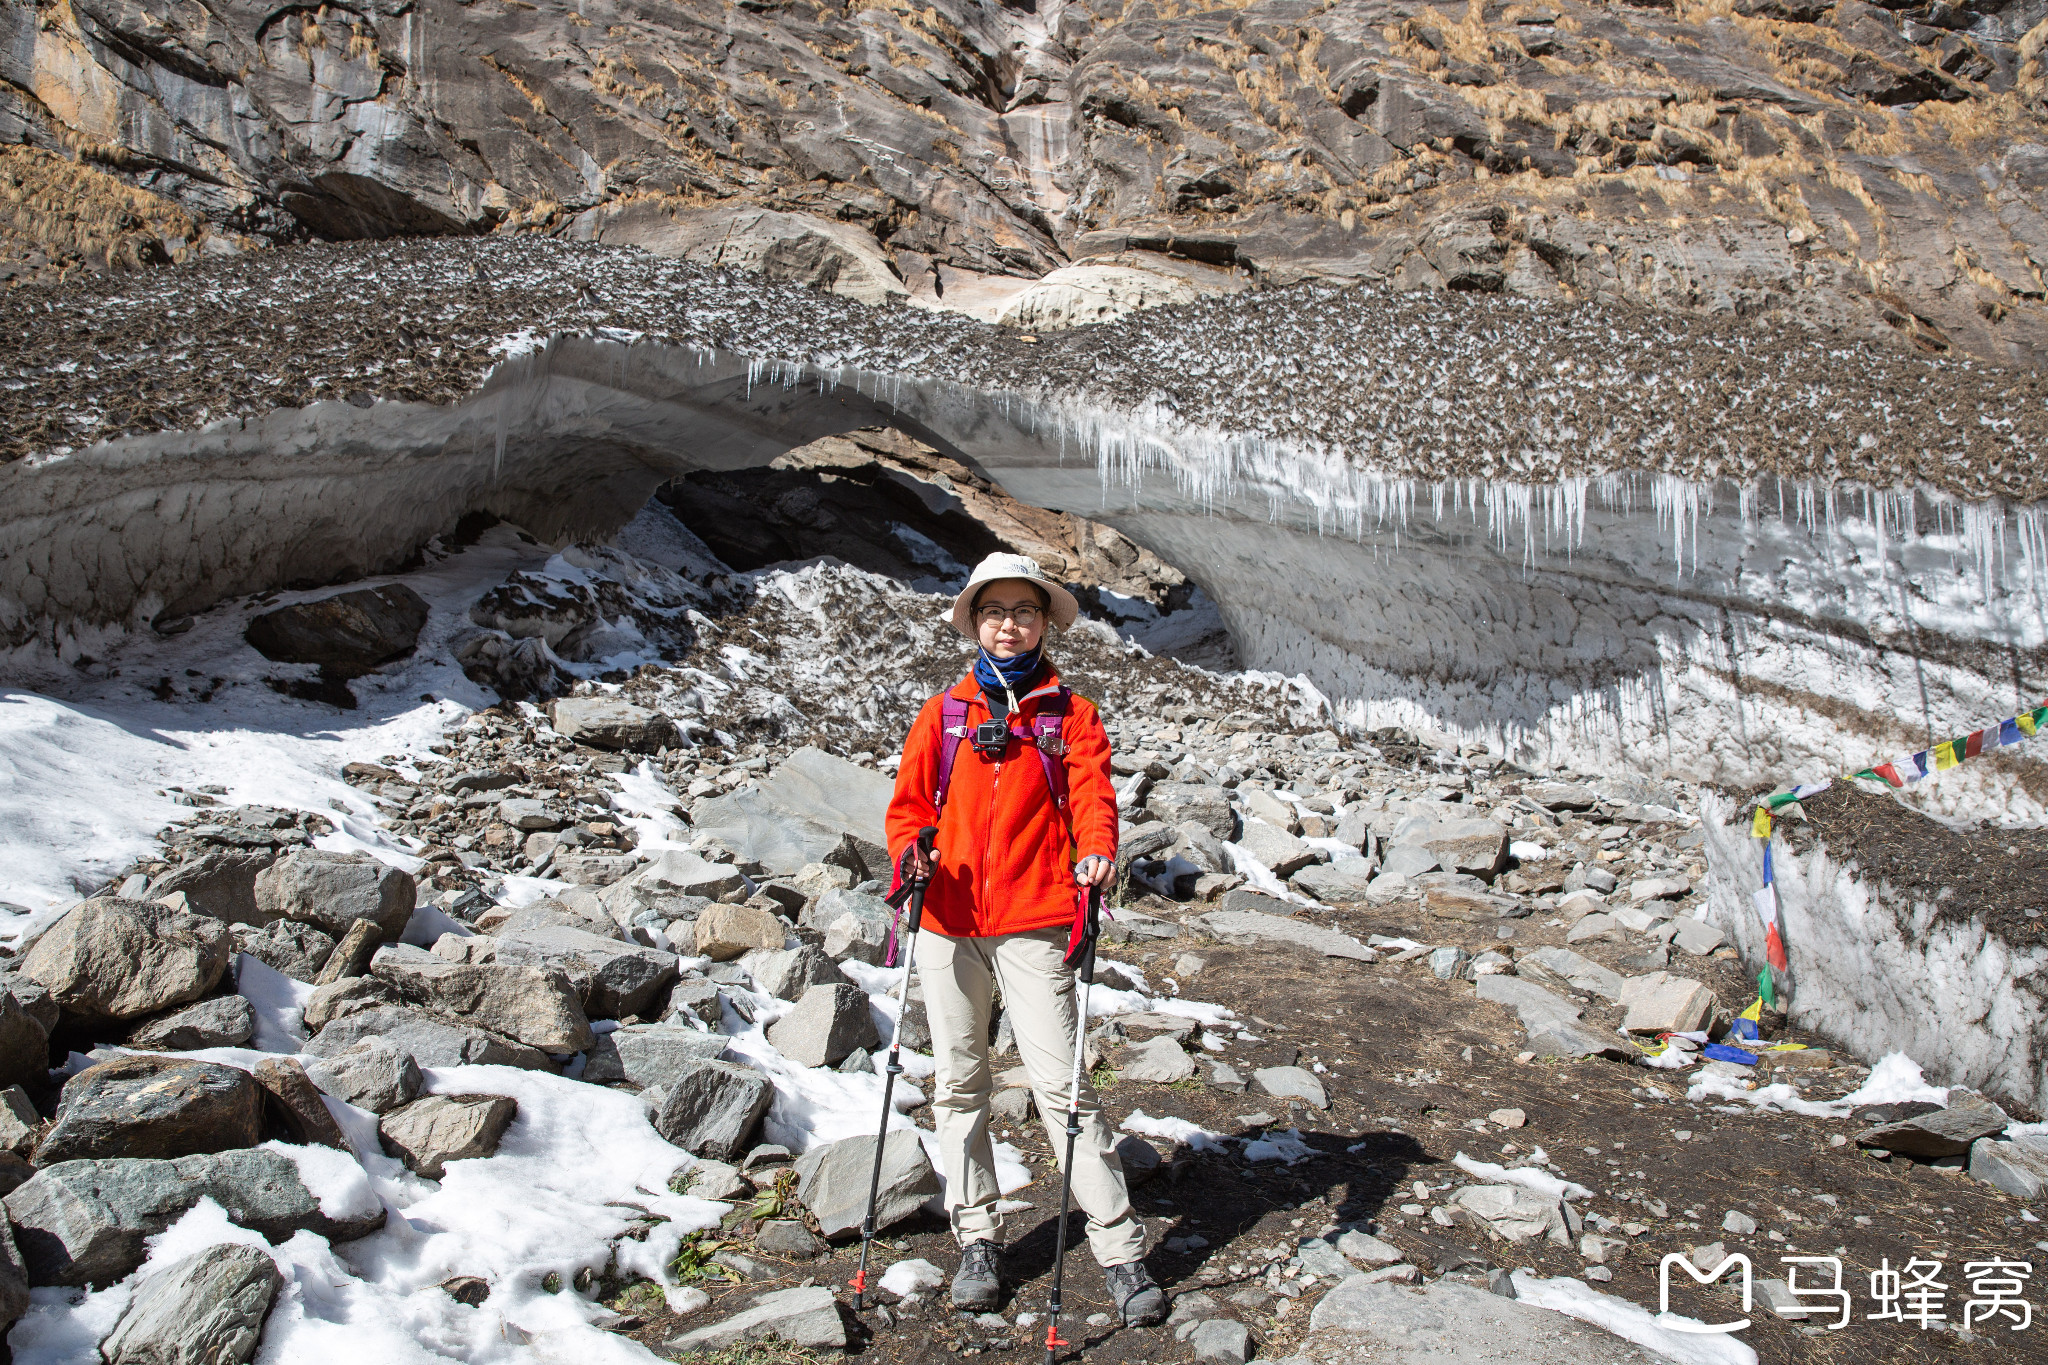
[{"x1": 902, "y1": 841, "x2": 935, "y2": 884}]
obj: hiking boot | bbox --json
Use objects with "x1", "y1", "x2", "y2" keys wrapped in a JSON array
[
  {"x1": 1104, "y1": 1259, "x2": 1167, "y2": 1327},
  {"x1": 951, "y1": 1238, "x2": 1003, "y2": 1310}
]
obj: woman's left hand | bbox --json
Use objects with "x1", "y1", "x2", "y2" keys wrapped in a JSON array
[{"x1": 1073, "y1": 855, "x2": 1113, "y2": 888}]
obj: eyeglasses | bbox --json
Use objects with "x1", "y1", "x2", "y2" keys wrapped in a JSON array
[{"x1": 975, "y1": 603, "x2": 1042, "y2": 625}]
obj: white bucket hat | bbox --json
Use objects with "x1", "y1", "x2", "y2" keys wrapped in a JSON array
[{"x1": 949, "y1": 552, "x2": 1081, "y2": 638}]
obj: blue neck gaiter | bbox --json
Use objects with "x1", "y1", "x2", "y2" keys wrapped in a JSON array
[{"x1": 974, "y1": 647, "x2": 1043, "y2": 707}]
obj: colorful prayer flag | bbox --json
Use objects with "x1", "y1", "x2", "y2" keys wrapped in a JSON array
[
  {"x1": 2002, "y1": 718, "x2": 2023, "y2": 746},
  {"x1": 2022, "y1": 711, "x2": 2040, "y2": 738},
  {"x1": 1752, "y1": 807, "x2": 1774, "y2": 837},
  {"x1": 1764, "y1": 921, "x2": 1789, "y2": 972},
  {"x1": 1936, "y1": 742, "x2": 1961, "y2": 770},
  {"x1": 1966, "y1": 730, "x2": 1986, "y2": 758}
]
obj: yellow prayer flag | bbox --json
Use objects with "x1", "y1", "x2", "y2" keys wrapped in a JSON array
[
  {"x1": 1752, "y1": 807, "x2": 1773, "y2": 837},
  {"x1": 1935, "y1": 744, "x2": 1960, "y2": 770}
]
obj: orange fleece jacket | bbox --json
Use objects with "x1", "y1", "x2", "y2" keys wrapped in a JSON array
[{"x1": 886, "y1": 669, "x2": 1119, "y2": 939}]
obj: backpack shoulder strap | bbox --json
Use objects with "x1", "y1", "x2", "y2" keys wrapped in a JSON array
[
  {"x1": 935, "y1": 690, "x2": 972, "y2": 816},
  {"x1": 1030, "y1": 687, "x2": 1071, "y2": 815}
]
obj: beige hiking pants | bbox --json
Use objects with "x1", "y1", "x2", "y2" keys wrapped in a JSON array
[{"x1": 913, "y1": 925, "x2": 1147, "y2": 1267}]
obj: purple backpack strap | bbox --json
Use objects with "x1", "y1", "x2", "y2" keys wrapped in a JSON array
[
  {"x1": 1030, "y1": 689, "x2": 1072, "y2": 816},
  {"x1": 935, "y1": 691, "x2": 971, "y2": 816}
]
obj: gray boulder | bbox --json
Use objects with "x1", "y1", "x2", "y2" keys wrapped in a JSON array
[
  {"x1": 379, "y1": 1094, "x2": 518, "y2": 1178},
  {"x1": 127, "y1": 995, "x2": 257, "y2": 1051},
  {"x1": 1970, "y1": 1136, "x2": 2048, "y2": 1198},
  {"x1": 0, "y1": 973, "x2": 58, "y2": 1035},
  {"x1": 244, "y1": 584, "x2": 428, "y2": 674},
  {"x1": 793, "y1": 1129, "x2": 940, "y2": 1237},
  {"x1": 548, "y1": 696, "x2": 681, "y2": 753},
  {"x1": 1290, "y1": 859, "x2": 1380, "y2": 903},
  {"x1": 1189, "y1": 1318, "x2": 1251, "y2": 1365},
  {"x1": 5, "y1": 1148, "x2": 384, "y2": 1287},
  {"x1": 35, "y1": 1056, "x2": 263, "y2": 1165},
  {"x1": 303, "y1": 1004, "x2": 552, "y2": 1071},
  {"x1": 145, "y1": 848, "x2": 277, "y2": 927},
  {"x1": 1406, "y1": 817, "x2": 1510, "y2": 881},
  {"x1": 696, "y1": 903, "x2": 787, "y2": 961},
  {"x1": 582, "y1": 1023, "x2": 729, "y2": 1088},
  {"x1": 1479, "y1": 975, "x2": 1640, "y2": 1061},
  {"x1": 1236, "y1": 819, "x2": 1318, "y2": 878},
  {"x1": 1145, "y1": 783, "x2": 1236, "y2": 840},
  {"x1": 496, "y1": 799, "x2": 563, "y2": 832},
  {"x1": 1517, "y1": 947, "x2": 1628, "y2": 1004},
  {"x1": 304, "y1": 1037, "x2": 424, "y2": 1114},
  {"x1": 663, "y1": 1284, "x2": 847, "y2": 1353},
  {"x1": 250, "y1": 1057, "x2": 349, "y2": 1152},
  {"x1": 493, "y1": 925, "x2": 679, "y2": 1019},
  {"x1": 1120, "y1": 1035, "x2": 1196, "y2": 1084},
  {"x1": 301, "y1": 975, "x2": 396, "y2": 1032},
  {"x1": 688, "y1": 746, "x2": 893, "y2": 877},
  {"x1": 1305, "y1": 1275, "x2": 1668, "y2": 1363},
  {"x1": 652, "y1": 1058, "x2": 775, "y2": 1160},
  {"x1": 743, "y1": 942, "x2": 849, "y2": 1002},
  {"x1": 814, "y1": 889, "x2": 895, "y2": 964},
  {"x1": 1858, "y1": 1096, "x2": 2008, "y2": 1159},
  {"x1": 1250, "y1": 1066, "x2": 1329, "y2": 1111},
  {"x1": 230, "y1": 919, "x2": 337, "y2": 981},
  {"x1": 100, "y1": 1243, "x2": 283, "y2": 1365},
  {"x1": 0, "y1": 1219, "x2": 24, "y2": 1341},
  {"x1": 665, "y1": 978, "x2": 725, "y2": 1027},
  {"x1": 20, "y1": 897, "x2": 231, "y2": 1022},
  {"x1": 1194, "y1": 907, "x2": 1375, "y2": 962},
  {"x1": 369, "y1": 957, "x2": 593, "y2": 1052},
  {"x1": 312, "y1": 918, "x2": 382, "y2": 985},
  {"x1": 0, "y1": 990, "x2": 48, "y2": 1090},
  {"x1": 767, "y1": 983, "x2": 878, "y2": 1068},
  {"x1": 253, "y1": 850, "x2": 415, "y2": 941}
]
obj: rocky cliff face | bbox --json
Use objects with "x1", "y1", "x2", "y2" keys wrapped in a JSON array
[{"x1": 2, "y1": 0, "x2": 2045, "y2": 361}]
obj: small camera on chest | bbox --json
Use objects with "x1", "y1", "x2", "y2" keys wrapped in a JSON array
[{"x1": 973, "y1": 717, "x2": 1009, "y2": 758}]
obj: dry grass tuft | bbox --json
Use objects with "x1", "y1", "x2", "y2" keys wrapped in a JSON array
[{"x1": 0, "y1": 145, "x2": 209, "y2": 281}]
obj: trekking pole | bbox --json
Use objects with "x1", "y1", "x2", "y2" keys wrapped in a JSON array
[
  {"x1": 851, "y1": 825, "x2": 937, "y2": 1312},
  {"x1": 1043, "y1": 884, "x2": 1101, "y2": 1365}
]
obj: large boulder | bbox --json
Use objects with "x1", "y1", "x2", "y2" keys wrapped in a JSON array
[
  {"x1": 815, "y1": 890, "x2": 895, "y2": 965},
  {"x1": 696, "y1": 903, "x2": 788, "y2": 962},
  {"x1": 1144, "y1": 784, "x2": 1236, "y2": 840},
  {"x1": 0, "y1": 973, "x2": 58, "y2": 1035},
  {"x1": 651, "y1": 1058, "x2": 775, "y2": 1159},
  {"x1": 1402, "y1": 817, "x2": 1510, "y2": 881},
  {"x1": 244, "y1": 584, "x2": 429, "y2": 675},
  {"x1": 1290, "y1": 859, "x2": 1380, "y2": 903},
  {"x1": 303, "y1": 1037, "x2": 424, "y2": 1114},
  {"x1": 20, "y1": 898, "x2": 231, "y2": 1022},
  {"x1": 35, "y1": 1056, "x2": 264, "y2": 1165},
  {"x1": 688, "y1": 746, "x2": 893, "y2": 877},
  {"x1": 662, "y1": 1283, "x2": 848, "y2": 1354},
  {"x1": 792, "y1": 1129, "x2": 940, "y2": 1237},
  {"x1": 1478, "y1": 975, "x2": 1639, "y2": 1061},
  {"x1": 1304, "y1": 1274, "x2": 1667, "y2": 1364},
  {"x1": 5, "y1": 1148, "x2": 384, "y2": 1287},
  {"x1": 250, "y1": 1057, "x2": 349, "y2": 1151},
  {"x1": 0, "y1": 990, "x2": 49, "y2": 1089},
  {"x1": 741, "y1": 942, "x2": 848, "y2": 1002},
  {"x1": 582, "y1": 1023, "x2": 729, "y2": 1088},
  {"x1": 127, "y1": 996, "x2": 257, "y2": 1051},
  {"x1": 1235, "y1": 819, "x2": 1318, "y2": 878},
  {"x1": 368, "y1": 958, "x2": 593, "y2": 1052},
  {"x1": 100, "y1": 1243, "x2": 283, "y2": 1365},
  {"x1": 1617, "y1": 972, "x2": 1716, "y2": 1035},
  {"x1": 378, "y1": 1094, "x2": 518, "y2": 1178},
  {"x1": 608, "y1": 851, "x2": 747, "y2": 908},
  {"x1": 547, "y1": 696, "x2": 681, "y2": 752},
  {"x1": 301, "y1": 975, "x2": 397, "y2": 1033},
  {"x1": 302, "y1": 1004, "x2": 552, "y2": 1071},
  {"x1": 493, "y1": 925, "x2": 679, "y2": 1019},
  {"x1": 1858, "y1": 1096, "x2": 2009, "y2": 1159},
  {"x1": 766, "y1": 983, "x2": 877, "y2": 1069},
  {"x1": 0, "y1": 1219, "x2": 24, "y2": 1344},
  {"x1": 254, "y1": 850, "x2": 416, "y2": 941},
  {"x1": 144, "y1": 849, "x2": 277, "y2": 926},
  {"x1": 231, "y1": 920, "x2": 338, "y2": 982}
]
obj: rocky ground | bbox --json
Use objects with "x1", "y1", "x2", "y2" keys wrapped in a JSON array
[{"x1": 3, "y1": 500, "x2": 2046, "y2": 1363}]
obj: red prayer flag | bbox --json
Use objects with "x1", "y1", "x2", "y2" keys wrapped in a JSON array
[{"x1": 1966, "y1": 730, "x2": 1985, "y2": 759}]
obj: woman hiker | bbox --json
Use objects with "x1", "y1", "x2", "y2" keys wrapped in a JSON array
[{"x1": 885, "y1": 552, "x2": 1168, "y2": 1327}]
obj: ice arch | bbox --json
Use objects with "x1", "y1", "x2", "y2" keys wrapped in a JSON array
[{"x1": 4, "y1": 332, "x2": 2046, "y2": 807}]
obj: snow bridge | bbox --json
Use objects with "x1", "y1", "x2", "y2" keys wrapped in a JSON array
[{"x1": 5, "y1": 330, "x2": 2048, "y2": 1103}]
